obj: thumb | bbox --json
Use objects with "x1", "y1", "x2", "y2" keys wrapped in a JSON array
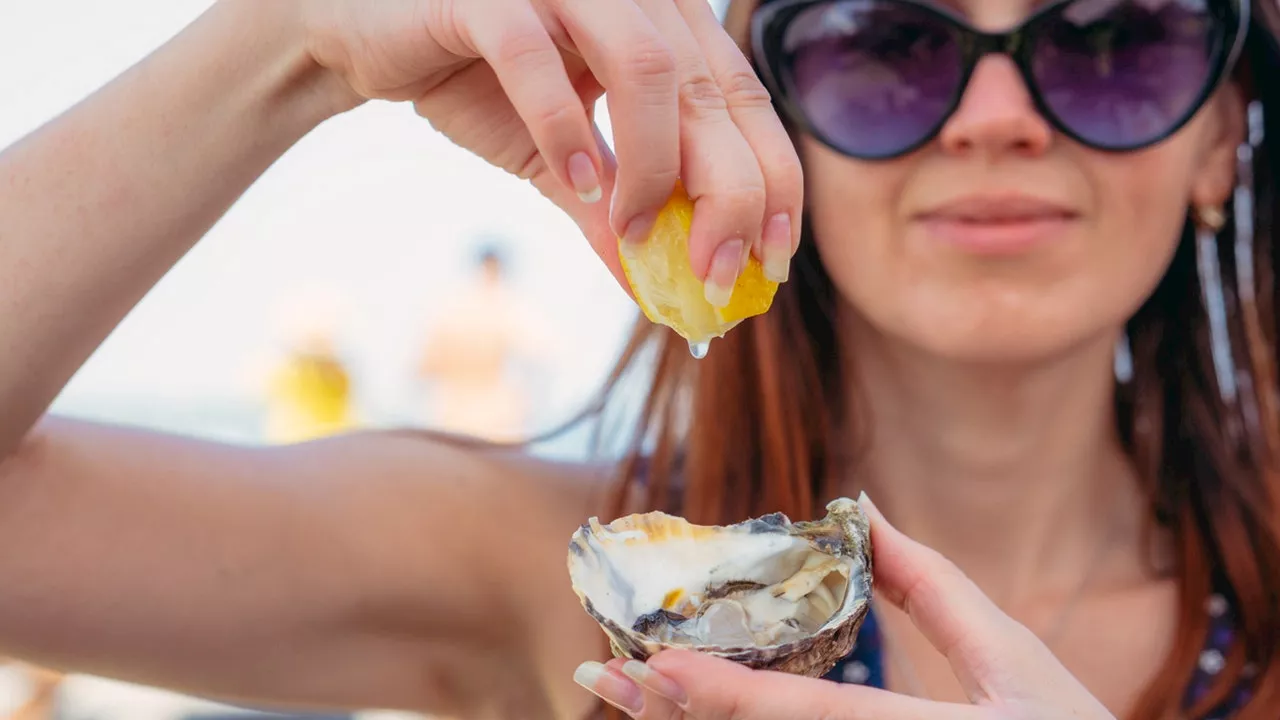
[{"x1": 858, "y1": 492, "x2": 1049, "y2": 703}]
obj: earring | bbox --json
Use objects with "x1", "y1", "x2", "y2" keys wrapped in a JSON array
[
  {"x1": 1193, "y1": 203, "x2": 1238, "y2": 403},
  {"x1": 1232, "y1": 101, "x2": 1263, "y2": 300},
  {"x1": 1114, "y1": 329, "x2": 1133, "y2": 384},
  {"x1": 1230, "y1": 100, "x2": 1280, "y2": 460}
]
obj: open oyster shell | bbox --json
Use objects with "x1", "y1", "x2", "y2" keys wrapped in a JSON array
[{"x1": 566, "y1": 497, "x2": 873, "y2": 677}]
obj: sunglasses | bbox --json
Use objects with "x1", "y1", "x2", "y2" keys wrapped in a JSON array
[{"x1": 750, "y1": 0, "x2": 1250, "y2": 159}]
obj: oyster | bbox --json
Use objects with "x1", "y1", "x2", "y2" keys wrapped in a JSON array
[{"x1": 566, "y1": 497, "x2": 872, "y2": 677}]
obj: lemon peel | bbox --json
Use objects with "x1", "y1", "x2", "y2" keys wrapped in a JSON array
[{"x1": 618, "y1": 182, "x2": 779, "y2": 354}]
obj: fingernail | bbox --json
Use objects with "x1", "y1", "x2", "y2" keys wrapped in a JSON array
[
  {"x1": 621, "y1": 210, "x2": 658, "y2": 246},
  {"x1": 857, "y1": 490, "x2": 873, "y2": 512},
  {"x1": 568, "y1": 152, "x2": 602, "y2": 204},
  {"x1": 858, "y1": 491, "x2": 888, "y2": 526},
  {"x1": 762, "y1": 213, "x2": 792, "y2": 282},
  {"x1": 705, "y1": 238, "x2": 744, "y2": 308},
  {"x1": 621, "y1": 660, "x2": 689, "y2": 706},
  {"x1": 574, "y1": 661, "x2": 644, "y2": 714}
]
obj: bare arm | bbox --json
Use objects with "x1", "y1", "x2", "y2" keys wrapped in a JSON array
[
  {"x1": 0, "y1": 0, "x2": 349, "y2": 456},
  {"x1": 0, "y1": 0, "x2": 730, "y2": 714},
  {"x1": 0, "y1": 418, "x2": 610, "y2": 718}
]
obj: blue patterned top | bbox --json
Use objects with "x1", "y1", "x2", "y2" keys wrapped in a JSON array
[{"x1": 823, "y1": 590, "x2": 1254, "y2": 718}]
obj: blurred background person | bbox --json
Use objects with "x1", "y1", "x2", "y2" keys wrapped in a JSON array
[
  {"x1": 416, "y1": 243, "x2": 555, "y2": 442},
  {"x1": 261, "y1": 291, "x2": 359, "y2": 444}
]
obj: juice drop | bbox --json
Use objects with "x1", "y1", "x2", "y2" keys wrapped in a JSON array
[{"x1": 689, "y1": 340, "x2": 710, "y2": 359}]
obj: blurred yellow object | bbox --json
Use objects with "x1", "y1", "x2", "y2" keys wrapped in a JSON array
[
  {"x1": 618, "y1": 181, "x2": 779, "y2": 351},
  {"x1": 265, "y1": 351, "x2": 355, "y2": 444}
]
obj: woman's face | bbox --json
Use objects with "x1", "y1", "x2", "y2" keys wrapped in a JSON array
[{"x1": 801, "y1": 0, "x2": 1246, "y2": 363}]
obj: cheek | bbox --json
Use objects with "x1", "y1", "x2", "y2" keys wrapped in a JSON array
[
  {"x1": 803, "y1": 141, "x2": 910, "y2": 307},
  {"x1": 1086, "y1": 151, "x2": 1197, "y2": 315}
]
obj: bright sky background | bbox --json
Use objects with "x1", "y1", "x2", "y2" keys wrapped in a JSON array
[{"x1": 0, "y1": 0, "x2": 739, "y2": 445}]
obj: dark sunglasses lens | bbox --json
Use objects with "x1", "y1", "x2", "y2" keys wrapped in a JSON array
[
  {"x1": 779, "y1": 0, "x2": 965, "y2": 158},
  {"x1": 1031, "y1": 0, "x2": 1219, "y2": 149}
]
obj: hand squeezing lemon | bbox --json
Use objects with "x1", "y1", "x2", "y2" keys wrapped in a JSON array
[{"x1": 618, "y1": 182, "x2": 780, "y2": 357}]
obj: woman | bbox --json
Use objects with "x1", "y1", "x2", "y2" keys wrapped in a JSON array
[{"x1": 0, "y1": 0, "x2": 1275, "y2": 718}]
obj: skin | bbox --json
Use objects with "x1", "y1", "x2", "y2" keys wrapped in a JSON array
[{"x1": 0, "y1": 0, "x2": 1248, "y2": 718}]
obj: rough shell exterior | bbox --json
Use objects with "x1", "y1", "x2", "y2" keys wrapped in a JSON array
[{"x1": 567, "y1": 497, "x2": 873, "y2": 678}]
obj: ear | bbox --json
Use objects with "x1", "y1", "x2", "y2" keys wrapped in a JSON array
[{"x1": 1189, "y1": 82, "x2": 1247, "y2": 209}]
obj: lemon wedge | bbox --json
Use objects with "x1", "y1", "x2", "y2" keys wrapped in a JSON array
[{"x1": 618, "y1": 182, "x2": 779, "y2": 355}]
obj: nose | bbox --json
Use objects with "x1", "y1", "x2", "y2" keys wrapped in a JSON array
[{"x1": 937, "y1": 55, "x2": 1053, "y2": 157}]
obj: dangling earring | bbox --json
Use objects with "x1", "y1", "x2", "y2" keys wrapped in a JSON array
[
  {"x1": 1114, "y1": 329, "x2": 1133, "y2": 384},
  {"x1": 1193, "y1": 203, "x2": 1238, "y2": 402},
  {"x1": 1230, "y1": 100, "x2": 1280, "y2": 459},
  {"x1": 1232, "y1": 101, "x2": 1263, "y2": 300}
]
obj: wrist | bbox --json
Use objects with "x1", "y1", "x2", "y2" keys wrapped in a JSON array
[{"x1": 212, "y1": 0, "x2": 365, "y2": 131}]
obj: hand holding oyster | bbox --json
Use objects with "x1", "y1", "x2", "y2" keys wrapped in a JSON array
[{"x1": 566, "y1": 497, "x2": 873, "y2": 678}]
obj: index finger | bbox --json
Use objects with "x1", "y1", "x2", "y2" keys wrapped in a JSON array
[
  {"x1": 464, "y1": 0, "x2": 605, "y2": 203},
  {"x1": 548, "y1": 0, "x2": 682, "y2": 240},
  {"x1": 644, "y1": 649, "x2": 984, "y2": 720}
]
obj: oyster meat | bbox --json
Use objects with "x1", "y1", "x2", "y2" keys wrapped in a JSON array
[{"x1": 566, "y1": 497, "x2": 872, "y2": 677}]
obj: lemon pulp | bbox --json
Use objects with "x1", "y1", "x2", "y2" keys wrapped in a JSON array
[{"x1": 618, "y1": 182, "x2": 779, "y2": 350}]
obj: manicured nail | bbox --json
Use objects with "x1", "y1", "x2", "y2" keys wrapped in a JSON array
[
  {"x1": 621, "y1": 210, "x2": 658, "y2": 246},
  {"x1": 567, "y1": 152, "x2": 602, "y2": 204},
  {"x1": 621, "y1": 660, "x2": 689, "y2": 706},
  {"x1": 762, "y1": 213, "x2": 792, "y2": 282},
  {"x1": 705, "y1": 238, "x2": 744, "y2": 308},
  {"x1": 574, "y1": 661, "x2": 644, "y2": 714},
  {"x1": 857, "y1": 491, "x2": 887, "y2": 526}
]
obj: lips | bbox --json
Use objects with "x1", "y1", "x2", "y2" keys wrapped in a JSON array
[{"x1": 914, "y1": 195, "x2": 1080, "y2": 254}]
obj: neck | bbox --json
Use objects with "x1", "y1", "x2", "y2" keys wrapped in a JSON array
[{"x1": 838, "y1": 313, "x2": 1154, "y2": 609}]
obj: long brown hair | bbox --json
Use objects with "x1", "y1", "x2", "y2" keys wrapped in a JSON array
[{"x1": 571, "y1": 2, "x2": 1280, "y2": 718}]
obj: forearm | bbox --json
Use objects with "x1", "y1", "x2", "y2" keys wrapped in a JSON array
[{"x1": 0, "y1": 0, "x2": 352, "y2": 455}]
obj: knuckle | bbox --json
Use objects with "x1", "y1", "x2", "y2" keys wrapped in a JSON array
[
  {"x1": 511, "y1": 148, "x2": 548, "y2": 181},
  {"x1": 621, "y1": 38, "x2": 678, "y2": 84},
  {"x1": 724, "y1": 182, "x2": 768, "y2": 214},
  {"x1": 491, "y1": 28, "x2": 555, "y2": 70},
  {"x1": 763, "y1": 149, "x2": 803, "y2": 198},
  {"x1": 630, "y1": 168, "x2": 683, "y2": 208},
  {"x1": 679, "y1": 72, "x2": 729, "y2": 120},
  {"x1": 526, "y1": 99, "x2": 581, "y2": 138},
  {"x1": 900, "y1": 555, "x2": 955, "y2": 612},
  {"x1": 930, "y1": 552, "x2": 971, "y2": 587},
  {"x1": 716, "y1": 68, "x2": 773, "y2": 109}
]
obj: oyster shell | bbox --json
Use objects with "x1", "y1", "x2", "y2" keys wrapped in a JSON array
[{"x1": 566, "y1": 497, "x2": 872, "y2": 677}]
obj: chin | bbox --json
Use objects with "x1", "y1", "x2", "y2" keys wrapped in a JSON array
[
  {"x1": 903, "y1": 325, "x2": 1098, "y2": 366},
  {"x1": 849, "y1": 289, "x2": 1127, "y2": 368}
]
